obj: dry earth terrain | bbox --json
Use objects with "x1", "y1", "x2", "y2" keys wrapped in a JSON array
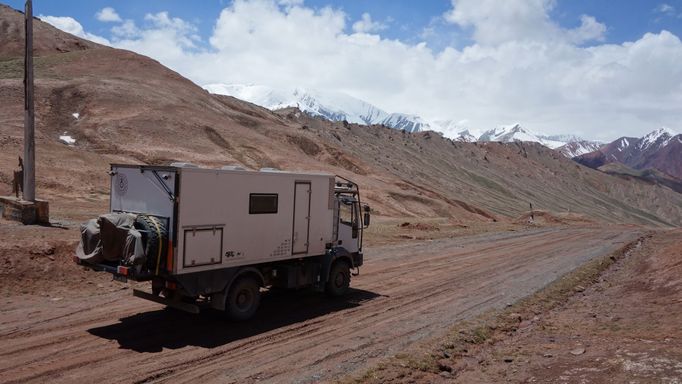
[
  {"x1": 354, "y1": 230, "x2": 682, "y2": 384},
  {"x1": 0, "y1": 223, "x2": 644, "y2": 383}
]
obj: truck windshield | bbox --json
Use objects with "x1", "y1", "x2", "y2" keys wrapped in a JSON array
[{"x1": 339, "y1": 200, "x2": 353, "y2": 225}]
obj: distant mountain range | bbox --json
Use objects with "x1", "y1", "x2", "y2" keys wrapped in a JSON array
[
  {"x1": 452, "y1": 124, "x2": 603, "y2": 157},
  {"x1": 203, "y1": 84, "x2": 602, "y2": 157},
  {"x1": 203, "y1": 84, "x2": 428, "y2": 132},
  {"x1": 575, "y1": 127, "x2": 682, "y2": 180}
]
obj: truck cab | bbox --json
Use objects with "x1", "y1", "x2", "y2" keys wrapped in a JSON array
[{"x1": 334, "y1": 176, "x2": 369, "y2": 263}]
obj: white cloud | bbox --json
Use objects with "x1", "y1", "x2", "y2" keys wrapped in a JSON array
[
  {"x1": 352, "y1": 13, "x2": 387, "y2": 34},
  {"x1": 110, "y1": 12, "x2": 201, "y2": 66},
  {"x1": 40, "y1": 1, "x2": 682, "y2": 141},
  {"x1": 567, "y1": 15, "x2": 607, "y2": 44},
  {"x1": 111, "y1": 19, "x2": 139, "y2": 38},
  {"x1": 277, "y1": 0, "x2": 304, "y2": 7},
  {"x1": 144, "y1": 11, "x2": 196, "y2": 32},
  {"x1": 655, "y1": 3, "x2": 676, "y2": 15},
  {"x1": 444, "y1": 0, "x2": 560, "y2": 45},
  {"x1": 38, "y1": 15, "x2": 110, "y2": 45},
  {"x1": 95, "y1": 7, "x2": 122, "y2": 23},
  {"x1": 443, "y1": 0, "x2": 606, "y2": 46}
]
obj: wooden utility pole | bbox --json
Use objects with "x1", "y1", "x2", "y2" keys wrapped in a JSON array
[{"x1": 23, "y1": 0, "x2": 35, "y2": 202}]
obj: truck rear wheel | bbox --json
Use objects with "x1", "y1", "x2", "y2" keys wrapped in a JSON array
[
  {"x1": 326, "y1": 260, "x2": 350, "y2": 297},
  {"x1": 226, "y1": 276, "x2": 261, "y2": 321}
]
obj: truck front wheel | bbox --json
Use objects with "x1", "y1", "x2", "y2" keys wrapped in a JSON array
[
  {"x1": 326, "y1": 260, "x2": 351, "y2": 297},
  {"x1": 226, "y1": 276, "x2": 261, "y2": 321}
]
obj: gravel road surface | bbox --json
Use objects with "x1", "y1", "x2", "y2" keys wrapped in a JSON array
[{"x1": 0, "y1": 226, "x2": 641, "y2": 383}]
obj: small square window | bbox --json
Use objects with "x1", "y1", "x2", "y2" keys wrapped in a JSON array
[{"x1": 249, "y1": 194, "x2": 278, "y2": 214}]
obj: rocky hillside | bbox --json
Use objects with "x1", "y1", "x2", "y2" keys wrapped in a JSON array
[
  {"x1": 597, "y1": 163, "x2": 682, "y2": 194},
  {"x1": 2, "y1": 4, "x2": 682, "y2": 226}
]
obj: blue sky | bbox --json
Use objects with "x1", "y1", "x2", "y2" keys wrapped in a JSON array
[
  {"x1": 8, "y1": 0, "x2": 682, "y2": 50},
  {"x1": 4, "y1": 0, "x2": 682, "y2": 140}
]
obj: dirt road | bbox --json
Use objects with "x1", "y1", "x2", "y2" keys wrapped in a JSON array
[{"x1": 0, "y1": 227, "x2": 642, "y2": 383}]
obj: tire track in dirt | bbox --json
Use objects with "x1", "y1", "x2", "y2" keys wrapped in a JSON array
[
  {"x1": 0, "y1": 230, "x2": 593, "y2": 382},
  {"x1": 0, "y1": 227, "x2": 641, "y2": 384},
  {"x1": 126, "y1": 228, "x2": 634, "y2": 383},
  {"x1": 140, "y1": 230, "x2": 589, "y2": 377}
]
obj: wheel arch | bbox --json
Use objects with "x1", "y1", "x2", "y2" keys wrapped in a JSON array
[
  {"x1": 321, "y1": 247, "x2": 353, "y2": 285},
  {"x1": 210, "y1": 267, "x2": 264, "y2": 311}
]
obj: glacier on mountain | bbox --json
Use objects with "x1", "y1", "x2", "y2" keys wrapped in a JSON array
[
  {"x1": 476, "y1": 124, "x2": 567, "y2": 149},
  {"x1": 203, "y1": 83, "x2": 424, "y2": 132},
  {"x1": 380, "y1": 113, "x2": 430, "y2": 133}
]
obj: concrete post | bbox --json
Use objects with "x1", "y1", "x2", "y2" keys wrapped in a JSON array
[{"x1": 23, "y1": 0, "x2": 36, "y2": 202}]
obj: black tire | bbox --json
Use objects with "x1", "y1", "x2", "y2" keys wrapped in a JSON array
[
  {"x1": 226, "y1": 276, "x2": 261, "y2": 321},
  {"x1": 134, "y1": 215, "x2": 167, "y2": 271},
  {"x1": 326, "y1": 260, "x2": 351, "y2": 297}
]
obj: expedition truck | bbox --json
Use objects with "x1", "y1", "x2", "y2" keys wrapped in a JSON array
[{"x1": 75, "y1": 164, "x2": 370, "y2": 320}]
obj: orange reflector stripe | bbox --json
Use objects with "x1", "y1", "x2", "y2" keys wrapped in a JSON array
[{"x1": 117, "y1": 266, "x2": 129, "y2": 276}]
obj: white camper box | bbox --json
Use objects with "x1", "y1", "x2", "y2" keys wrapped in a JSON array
[
  {"x1": 176, "y1": 166, "x2": 335, "y2": 271},
  {"x1": 79, "y1": 164, "x2": 369, "y2": 320}
]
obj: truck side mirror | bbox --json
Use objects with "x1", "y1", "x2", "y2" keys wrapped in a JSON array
[{"x1": 363, "y1": 205, "x2": 370, "y2": 227}]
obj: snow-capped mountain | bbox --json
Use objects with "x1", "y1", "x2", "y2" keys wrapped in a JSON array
[
  {"x1": 636, "y1": 127, "x2": 677, "y2": 151},
  {"x1": 203, "y1": 83, "x2": 424, "y2": 132},
  {"x1": 204, "y1": 84, "x2": 605, "y2": 156},
  {"x1": 452, "y1": 129, "x2": 478, "y2": 143},
  {"x1": 448, "y1": 123, "x2": 602, "y2": 157},
  {"x1": 430, "y1": 120, "x2": 480, "y2": 140},
  {"x1": 556, "y1": 140, "x2": 604, "y2": 158},
  {"x1": 479, "y1": 124, "x2": 542, "y2": 144},
  {"x1": 575, "y1": 127, "x2": 682, "y2": 180},
  {"x1": 477, "y1": 124, "x2": 569, "y2": 149},
  {"x1": 380, "y1": 113, "x2": 430, "y2": 132}
]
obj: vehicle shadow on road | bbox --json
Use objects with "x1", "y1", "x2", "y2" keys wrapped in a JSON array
[{"x1": 87, "y1": 288, "x2": 382, "y2": 353}]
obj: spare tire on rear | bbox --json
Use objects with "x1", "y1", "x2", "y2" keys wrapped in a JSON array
[{"x1": 134, "y1": 215, "x2": 168, "y2": 273}]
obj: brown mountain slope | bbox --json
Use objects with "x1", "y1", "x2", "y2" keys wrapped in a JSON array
[
  {"x1": 0, "y1": 4, "x2": 99, "y2": 57},
  {"x1": 275, "y1": 109, "x2": 682, "y2": 226},
  {"x1": 575, "y1": 129, "x2": 682, "y2": 180},
  {"x1": 597, "y1": 163, "x2": 682, "y2": 194},
  {"x1": 1, "y1": 4, "x2": 682, "y2": 226}
]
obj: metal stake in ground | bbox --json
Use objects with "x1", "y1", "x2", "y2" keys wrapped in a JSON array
[{"x1": 23, "y1": 0, "x2": 35, "y2": 203}]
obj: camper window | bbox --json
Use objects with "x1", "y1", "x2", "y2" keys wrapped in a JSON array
[{"x1": 249, "y1": 194, "x2": 278, "y2": 214}]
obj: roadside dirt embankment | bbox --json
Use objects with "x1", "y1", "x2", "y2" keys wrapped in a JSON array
[{"x1": 354, "y1": 229, "x2": 682, "y2": 383}]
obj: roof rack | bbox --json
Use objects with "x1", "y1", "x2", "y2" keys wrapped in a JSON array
[{"x1": 334, "y1": 175, "x2": 359, "y2": 194}]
